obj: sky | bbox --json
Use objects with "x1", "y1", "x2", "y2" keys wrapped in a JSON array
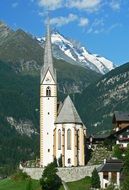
[{"x1": 0, "y1": 0, "x2": 129, "y2": 66}]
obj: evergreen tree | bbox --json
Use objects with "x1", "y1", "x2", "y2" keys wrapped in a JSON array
[
  {"x1": 40, "y1": 162, "x2": 62, "y2": 190},
  {"x1": 91, "y1": 168, "x2": 100, "y2": 189}
]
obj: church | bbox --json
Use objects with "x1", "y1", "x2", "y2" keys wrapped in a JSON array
[{"x1": 40, "y1": 22, "x2": 86, "y2": 167}]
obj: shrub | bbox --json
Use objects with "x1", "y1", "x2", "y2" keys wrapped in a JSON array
[
  {"x1": 12, "y1": 170, "x2": 29, "y2": 181},
  {"x1": 40, "y1": 162, "x2": 62, "y2": 190},
  {"x1": 91, "y1": 168, "x2": 100, "y2": 189}
]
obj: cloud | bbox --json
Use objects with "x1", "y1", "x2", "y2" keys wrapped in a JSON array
[
  {"x1": 106, "y1": 23, "x2": 122, "y2": 33},
  {"x1": 49, "y1": 14, "x2": 89, "y2": 28},
  {"x1": 87, "y1": 18, "x2": 105, "y2": 34},
  {"x1": 66, "y1": 0, "x2": 102, "y2": 11},
  {"x1": 109, "y1": 0, "x2": 121, "y2": 10},
  {"x1": 38, "y1": 11, "x2": 45, "y2": 17},
  {"x1": 87, "y1": 18, "x2": 121, "y2": 34},
  {"x1": 12, "y1": 2, "x2": 18, "y2": 8},
  {"x1": 50, "y1": 14, "x2": 78, "y2": 27},
  {"x1": 38, "y1": 0, "x2": 63, "y2": 10},
  {"x1": 79, "y1": 17, "x2": 89, "y2": 27}
]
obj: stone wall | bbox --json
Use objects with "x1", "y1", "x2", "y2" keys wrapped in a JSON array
[{"x1": 22, "y1": 165, "x2": 99, "y2": 182}]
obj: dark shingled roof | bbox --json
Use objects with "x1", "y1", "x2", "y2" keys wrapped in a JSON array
[
  {"x1": 55, "y1": 95, "x2": 84, "y2": 125},
  {"x1": 113, "y1": 111, "x2": 129, "y2": 122},
  {"x1": 97, "y1": 159, "x2": 123, "y2": 172}
]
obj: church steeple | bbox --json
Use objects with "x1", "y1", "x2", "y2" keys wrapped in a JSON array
[
  {"x1": 41, "y1": 18, "x2": 56, "y2": 83},
  {"x1": 40, "y1": 17, "x2": 57, "y2": 167}
]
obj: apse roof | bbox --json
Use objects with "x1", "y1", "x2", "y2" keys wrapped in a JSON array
[{"x1": 55, "y1": 95, "x2": 84, "y2": 125}]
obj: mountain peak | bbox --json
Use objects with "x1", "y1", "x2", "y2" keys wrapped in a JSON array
[
  {"x1": 37, "y1": 31, "x2": 115, "y2": 74},
  {"x1": 50, "y1": 32, "x2": 116, "y2": 74},
  {"x1": 0, "y1": 21, "x2": 13, "y2": 44}
]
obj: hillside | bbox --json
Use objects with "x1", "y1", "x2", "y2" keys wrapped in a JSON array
[
  {"x1": 0, "y1": 61, "x2": 40, "y2": 173},
  {"x1": 0, "y1": 22, "x2": 101, "y2": 93},
  {"x1": 75, "y1": 62, "x2": 129, "y2": 134}
]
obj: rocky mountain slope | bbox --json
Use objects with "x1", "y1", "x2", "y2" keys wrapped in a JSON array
[
  {"x1": 0, "y1": 21, "x2": 101, "y2": 93},
  {"x1": 37, "y1": 31, "x2": 115, "y2": 74},
  {"x1": 75, "y1": 61, "x2": 129, "y2": 134}
]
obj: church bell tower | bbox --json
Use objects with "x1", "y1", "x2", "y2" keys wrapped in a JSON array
[{"x1": 40, "y1": 21, "x2": 57, "y2": 167}]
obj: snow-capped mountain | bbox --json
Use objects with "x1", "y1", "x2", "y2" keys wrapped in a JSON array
[{"x1": 37, "y1": 31, "x2": 116, "y2": 74}]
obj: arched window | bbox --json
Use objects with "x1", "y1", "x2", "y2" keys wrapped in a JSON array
[
  {"x1": 77, "y1": 130, "x2": 80, "y2": 150},
  {"x1": 58, "y1": 129, "x2": 61, "y2": 150},
  {"x1": 68, "y1": 158, "x2": 71, "y2": 164},
  {"x1": 67, "y1": 129, "x2": 71, "y2": 150},
  {"x1": 46, "y1": 86, "x2": 51, "y2": 96}
]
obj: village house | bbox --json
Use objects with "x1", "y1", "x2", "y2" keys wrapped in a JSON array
[
  {"x1": 97, "y1": 159, "x2": 123, "y2": 189},
  {"x1": 112, "y1": 111, "x2": 129, "y2": 131}
]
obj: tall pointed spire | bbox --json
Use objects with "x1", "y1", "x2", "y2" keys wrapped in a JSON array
[{"x1": 41, "y1": 17, "x2": 56, "y2": 83}]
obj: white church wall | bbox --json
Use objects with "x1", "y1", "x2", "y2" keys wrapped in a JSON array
[{"x1": 40, "y1": 70, "x2": 57, "y2": 167}]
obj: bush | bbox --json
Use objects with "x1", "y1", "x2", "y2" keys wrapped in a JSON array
[
  {"x1": 91, "y1": 168, "x2": 100, "y2": 189},
  {"x1": 12, "y1": 170, "x2": 29, "y2": 181},
  {"x1": 40, "y1": 162, "x2": 62, "y2": 190}
]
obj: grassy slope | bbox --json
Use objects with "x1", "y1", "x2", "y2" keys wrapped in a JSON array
[
  {"x1": 67, "y1": 177, "x2": 91, "y2": 190},
  {"x1": 0, "y1": 179, "x2": 40, "y2": 190},
  {"x1": 0, "y1": 177, "x2": 91, "y2": 190},
  {"x1": 0, "y1": 178, "x2": 65, "y2": 190}
]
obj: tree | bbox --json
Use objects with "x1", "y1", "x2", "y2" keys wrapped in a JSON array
[
  {"x1": 121, "y1": 145, "x2": 129, "y2": 189},
  {"x1": 40, "y1": 162, "x2": 62, "y2": 190},
  {"x1": 123, "y1": 145, "x2": 129, "y2": 174},
  {"x1": 91, "y1": 168, "x2": 100, "y2": 189},
  {"x1": 113, "y1": 144, "x2": 123, "y2": 159}
]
